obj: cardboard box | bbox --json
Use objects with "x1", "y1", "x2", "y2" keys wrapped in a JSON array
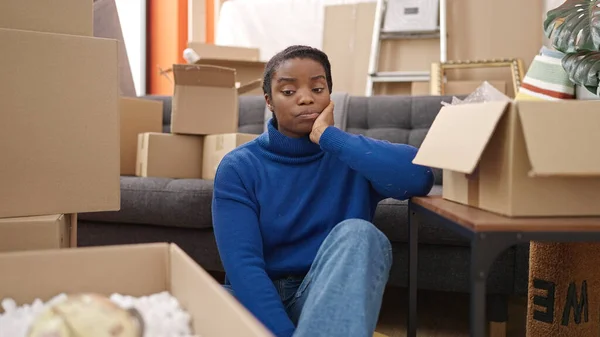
[
  {"x1": 412, "y1": 101, "x2": 600, "y2": 217},
  {"x1": 187, "y1": 42, "x2": 260, "y2": 62},
  {"x1": 0, "y1": 214, "x2": 75, "y2": 253},
  {"x1": 186, "y1": 42, "x2": 265, "y2": 95},
  {"x1": 0, "y1": 243, "x2": 273, "y2": 337},
  {"x1": 202, "y1": 133, "x2": 259, "y2": 180},
  {"x1": 136, "y1": 132, "x2": 204, "y2": 179},
  {"x1": 171, "y1": 64, "x2": 262, "y2": 135},
  {"x1": 0, "y1": 0, "x2": 92, "y2": 36},
  {"x1": 0, "y1": 28, "x2": 120, "y2": 218},
  {"x1": 120, "y1": 97, "x2": 164, "y2": 175},
  {"x1": 445, "y1": 0, "x2": 544, "y2": 98}
]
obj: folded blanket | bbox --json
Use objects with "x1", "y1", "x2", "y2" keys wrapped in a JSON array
[{"x1": 516, "y1": 47, "x2": 575, "y2": 101}]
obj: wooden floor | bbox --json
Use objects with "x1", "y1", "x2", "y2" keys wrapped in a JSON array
[{"x1": 376, "y1": 287, "x2": 527, "y2": 337}]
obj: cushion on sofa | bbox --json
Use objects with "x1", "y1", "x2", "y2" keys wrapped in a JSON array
[
  {"x1": 80, "y1": 177, "x2": 214, "y2": 229},
  {"x1": 375, "y1": 185, "x2": 468, "y2": 246}
]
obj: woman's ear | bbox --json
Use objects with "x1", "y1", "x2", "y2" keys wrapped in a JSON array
[{"x1": 264, "y1": 94, "x2": 274, "y2": 112}]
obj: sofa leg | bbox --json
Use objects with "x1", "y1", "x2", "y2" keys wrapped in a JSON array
[{"x1": 486, "y1": 294, "x2": 508, "y2": 337}]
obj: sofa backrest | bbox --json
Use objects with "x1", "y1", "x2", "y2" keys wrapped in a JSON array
[
  {"x1": 344, "y1": 95, "x2": 455, "y2": 184},
  {"x1": 142, "y1": 94, "x2": 455, "y2": 185}
]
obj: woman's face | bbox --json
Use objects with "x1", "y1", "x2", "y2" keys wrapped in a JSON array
[{"x1": 265, "y1": 58, "x2": 331, "y2": 138}]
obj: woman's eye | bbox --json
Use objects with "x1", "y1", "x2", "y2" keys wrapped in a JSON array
[
  {"x1": 281, "y1": 90, "x2": 295, "y2": 96},
  {"x1": 313, "y1": 88, "x2": 324, "y2": 93}
]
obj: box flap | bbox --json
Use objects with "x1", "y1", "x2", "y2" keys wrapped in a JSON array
[
  {"x1": 237, "y1": 78, "x2": 263, "y2": 95},
  {"x1": 172, "y1": 64, "x2": 236, "y2": 88},
  {"x1": 0, "y1": 214, "x2": 62, "y2": 224},
  {"x1": 187, "y1": 42, "x2": 260, "y2": 62},
  {"x1": 517, "y1": 101, "x2": 600, "y2": 176},
  {"x1": 0, "y1": 244, "x2": 169, "y2": 306},
  {"x1": 412, "y1": 101, "x2": 509, "y2": 174},
  {"x1": 195, "y1": 58, "x2": 266, "y2": 68},
  {"x1": 169, "y1": 245, "x2": 273, "y2": 336}
]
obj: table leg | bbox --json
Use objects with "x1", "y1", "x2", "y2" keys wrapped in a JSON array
[
  {"x1": 470, "y1": 256, "x2": 487, "y2": 337},
  {"x1": 469, "y1": 234, "x2": 515, "y2": 337},
  {"x1": 407, "y1": 209, "x2": 419, "y2": 337}
]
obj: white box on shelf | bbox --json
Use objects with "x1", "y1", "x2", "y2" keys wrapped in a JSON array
[{"x1": 383, "y1": 0, "x2": 439, "y2": 33}]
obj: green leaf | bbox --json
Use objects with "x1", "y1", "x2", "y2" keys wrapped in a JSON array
[
  {"x1": 562, "y1": 50, "x2": 600, "y2": 94},
  {"x1": 544, "y1": 0, "x2": 600, "y2": 53}
]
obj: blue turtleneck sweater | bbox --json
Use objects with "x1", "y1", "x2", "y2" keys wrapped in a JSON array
[{"x1": 212, "y1": 120, "x2": 434, "y2": 337}]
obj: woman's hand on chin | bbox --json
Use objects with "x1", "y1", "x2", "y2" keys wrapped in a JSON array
[{"x1": 310, "y1": 100, "x2": 335, "y2": 145}]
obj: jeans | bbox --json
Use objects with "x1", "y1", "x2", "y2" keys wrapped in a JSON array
[{"x1": 224, "y1": 218, "x2": 393, "y2": 337}]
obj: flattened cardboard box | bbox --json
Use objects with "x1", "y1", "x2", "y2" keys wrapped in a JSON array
[
  {"x1": 0, "y1": 28, "x2": 120, "y2": 218},
  {"x1": 136, "y1": 132, "x2": 204, "y2": 179},
  {"x1": 0, "y1": 243, "x2": 273, "y2": 337},
  {"x1": 187, "y1": 42, "x2": 260, "y2": 62},
  {"x1": 120, "y1": 97, "x2": 163, "y2": 175},
  {"x1": 323, "y1": 2, "x2": 439, "y2": 96},
  {"x1": 413, "y1": 101, "x2": 600, "y2": 217},
  {"x1": 0, "y1": 214, "x2": 74, "y2": 253},
  {"x1": 0, "y1": 0, "x2": 92, "y2": 36},
  {"x1": 203, "y1": 133, "x2": 259, "y2": 180},
  {"x1": 187, "y1": 42, "x2": 265, "y2": 95},
  {"x1": 171, "y1": 64, "x2": 262, "y2": 135}
]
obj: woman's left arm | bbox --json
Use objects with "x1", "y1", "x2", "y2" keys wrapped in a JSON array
[{"x1": 318, "y1": 126, "x2": 435, "y2": 200}]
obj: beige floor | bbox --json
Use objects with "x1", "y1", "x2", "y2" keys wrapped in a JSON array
[{"x1": 376, "y1": 287, "x2": 527, "y2": 337}]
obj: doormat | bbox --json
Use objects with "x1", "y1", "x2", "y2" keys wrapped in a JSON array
[{"x1": 527, "y1": 242, "x2": 600, "y2": 336}]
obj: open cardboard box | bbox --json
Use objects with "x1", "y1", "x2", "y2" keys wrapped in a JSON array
[
  {"x1": 0, "y1": 243, "x2": 273, "y2": 336},
  {"x1": 413, "y1": 100, "x2": 600, "y2": 217},
  {"x1": 170, "y1": 64, "x2": 262, "y2": 135}
]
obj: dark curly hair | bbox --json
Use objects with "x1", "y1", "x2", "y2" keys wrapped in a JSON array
[{"x1": 262, "y1": 46, "x2": 333, "y2": 127}]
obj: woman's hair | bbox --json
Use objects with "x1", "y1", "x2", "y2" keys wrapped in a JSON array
[{"x1": 262, "y1": 45, "x2": 333, "y2": 99}]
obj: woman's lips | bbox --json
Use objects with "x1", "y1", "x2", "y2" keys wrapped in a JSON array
[{"x1": 297, "y1": 112, "x2": 320, "y2": 119}]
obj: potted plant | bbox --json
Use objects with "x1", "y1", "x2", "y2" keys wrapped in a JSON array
[{"x1": 544, "y1": 0, "x2": 600, "y2": 98}]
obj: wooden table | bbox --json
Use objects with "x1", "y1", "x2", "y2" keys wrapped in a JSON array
[{"x1": 407, "y1": 196, "x2": 600, "y2": 337}]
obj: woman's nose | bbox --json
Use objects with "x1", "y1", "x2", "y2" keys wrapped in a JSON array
[{"x1": 297, "y1": 89, "x2": 314, "y2": 105}]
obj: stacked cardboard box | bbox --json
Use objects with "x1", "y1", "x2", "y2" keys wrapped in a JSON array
[
  {"x1": 0, "y1": 0, "x2": 121, "y2": 252},
  {"x1": 137, "y1": 62, "x2": 261, "y2": 181},
  {"x1": 119, "y1": 97, "x2": 163, "y2": 176}
]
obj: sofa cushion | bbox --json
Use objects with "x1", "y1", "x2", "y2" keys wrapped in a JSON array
[
  {"x1": 374, "y1": 185, "x2": 468, "y2": 246},
  {"x1": 80, "y1": 178, "x2": 466, "y2": 246},
  {"x1": 79, "y1": 177, "x2": 214, "y2": 229}
]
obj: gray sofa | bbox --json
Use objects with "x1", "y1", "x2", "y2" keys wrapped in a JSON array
[{"x1": 78, "y1": 94, "x2": 530, "y2": 323}]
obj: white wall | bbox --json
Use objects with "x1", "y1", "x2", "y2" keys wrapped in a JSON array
[{"x1": 115, "y1": 0, "x2": 146, "y2": 96}]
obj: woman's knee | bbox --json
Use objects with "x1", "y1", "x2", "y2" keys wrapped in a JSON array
[{"x1": 331, "y1": 219, "x2": 392, "y2": 257}]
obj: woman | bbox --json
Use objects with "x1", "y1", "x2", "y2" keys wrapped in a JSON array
[{"x1": 212, "y1": 45, "x2": 434, "y2": 337}]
